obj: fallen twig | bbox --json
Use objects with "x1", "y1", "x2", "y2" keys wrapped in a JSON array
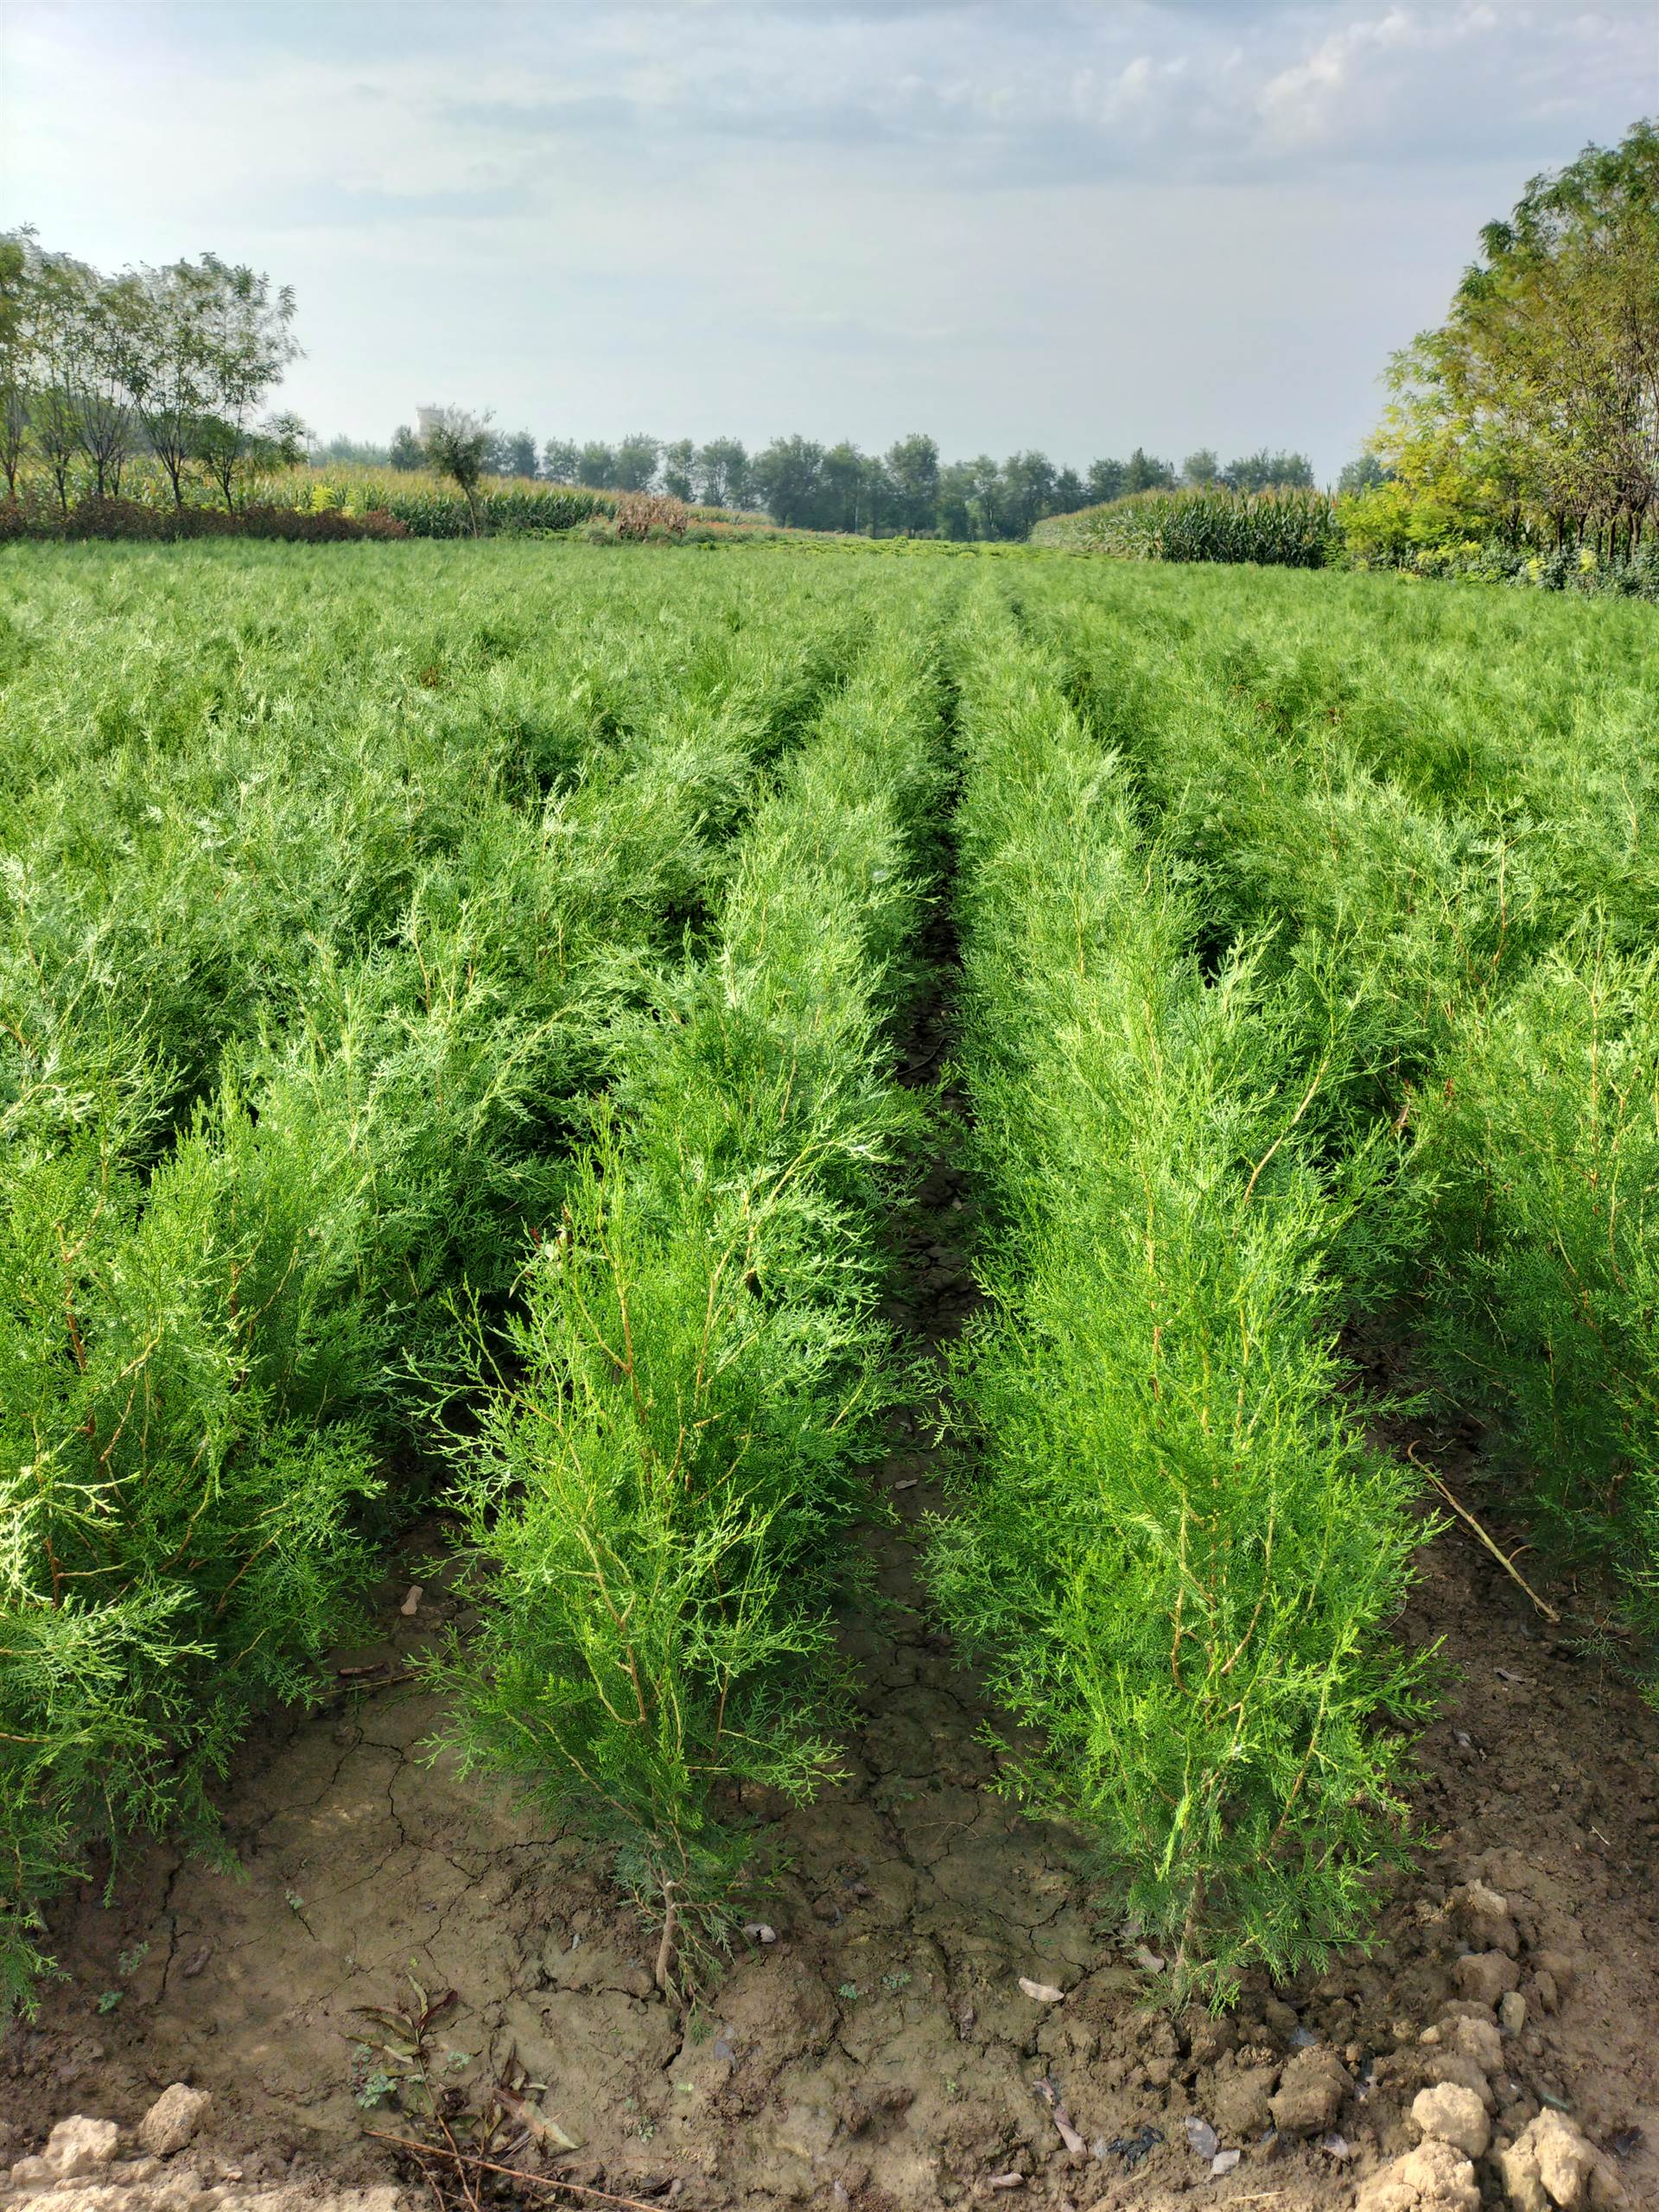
[
  {"x1": 365, "y1": 2129, "x2": 663, "y2": 2211},
  {"x1": 653, "y1": 1882, "x2": 680, "y2": 1995},
  {"x1": 1408, "y1": 1444, "x2": 1560, "y2": 1623}
]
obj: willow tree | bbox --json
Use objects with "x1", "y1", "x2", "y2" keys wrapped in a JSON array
[{"x1": 420, "y1": 406, "x2": 493, "y2": 535}]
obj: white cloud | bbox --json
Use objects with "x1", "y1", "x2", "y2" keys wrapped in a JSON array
[{"x1": 1255, "y1": 3, "x2": 1510, "y2": 153}]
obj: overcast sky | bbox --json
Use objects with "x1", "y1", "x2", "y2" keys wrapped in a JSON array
[{"x1": 3, "y1": 2, "x2": 1656, "y2": 477}]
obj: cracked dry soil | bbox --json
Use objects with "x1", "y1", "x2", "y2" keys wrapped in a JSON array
[{"x1": 5, "y1": 982, "x2": 1659, "y2": 2212}]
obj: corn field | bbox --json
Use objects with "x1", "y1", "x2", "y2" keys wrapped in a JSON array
[{"x1": 1032, "y1": 485, "x2": 1340, "y2": 566}]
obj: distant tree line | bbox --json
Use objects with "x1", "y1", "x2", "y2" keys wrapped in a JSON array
[
  {"x1": 1, "y1": 228, "x2": 302, "y2": 512},
  {"x1": 376, "y1": 421, "x2": 1318, "y2": 537}
]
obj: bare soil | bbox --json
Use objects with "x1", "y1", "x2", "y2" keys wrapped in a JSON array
[{"x1": 5, "y1": 1005, "x2": 1657, "y2": 2212}]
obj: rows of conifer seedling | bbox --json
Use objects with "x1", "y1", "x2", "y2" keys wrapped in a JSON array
[
  {"x1": 10, "y1": 541, "x2": 1653, "y2": 2021},
  {"x1": 437, "y1": 611, "x2": 947, "y2": 1980},
  {"x1": 0, "y1": 546, "x2": 879, "y2": 2005},
  {"x1": 1026, "y1": 560, "x2": 1659, "y2": 1655},
  {"x1": 927, "y1": 597, "x2": 1429, "y2": 1999}
]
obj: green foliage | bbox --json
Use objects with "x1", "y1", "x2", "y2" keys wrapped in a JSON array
[
  {"x1": 419, "y1": 409, "x2": 494, "y2": 535},
  {"x1": 0, "y1": 539, "x2": 882, "y2": 2003},
  {"x1": 930, "y1": 594, "x2": 1428, "y2": 2000},
  {"x1": 0, "y1": 495, "x2": 408, "y2": 543},
  {"x1": 1020, "y1": 556, "x2": 1659, "y2": 1676},
  {"x1": 6, "y1": 530, "x2": 1654, "y2": 2021},
  {"x1": 437, "y1": 615, "x2": 947, "y2": 1951},
  {"x1": 1412, "y1": 944, "x2": 1659, "y2": 1633},
  {"x1": 1366, "y1": 120, "x2": 1659, "y2": 559},
  {"x1": 0, "y1": 467, "x2": 619, "y2": 541},
  {"x1": 1032, "y1": 486, "x2": 1338, "y2": 568}
]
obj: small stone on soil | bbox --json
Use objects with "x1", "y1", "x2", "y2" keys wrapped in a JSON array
[
  {"x1": 139, "y1": 2082, "x2": 213, "y2": 2158},
  {"x1": 1412, "y1": 2082, "x2": 1491, "y2": 2159},
  {"x1": 1454, "y1": 1949, "x2": 1522, "y2": 2007},
  {"x1": 1106, "y1": 2124, "x2": 1164, "y2": 2171}
]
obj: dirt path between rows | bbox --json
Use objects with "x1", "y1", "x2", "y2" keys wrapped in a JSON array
[{"x1": 5, "y1": 976, "x2": 1659, "y2": 2212}]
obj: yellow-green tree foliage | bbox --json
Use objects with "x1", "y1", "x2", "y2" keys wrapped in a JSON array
[{"x1": 1348, "y1": 120, "x2": 1659, "y2": 555}]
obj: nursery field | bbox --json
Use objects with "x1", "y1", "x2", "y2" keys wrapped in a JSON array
[{"x1": 2, "y1": 540, "x2": 1657, "y2": 2212}]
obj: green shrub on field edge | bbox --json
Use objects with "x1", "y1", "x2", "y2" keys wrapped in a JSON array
[
  {"x1": 1346, "y1": 534, "x2": 1659, "y2": 602},
  {"x1": 0, "y1": 495, "x2": 410, "y2": 543}
]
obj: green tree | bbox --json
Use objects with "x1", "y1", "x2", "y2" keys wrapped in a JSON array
[
  {"x1": 0, "y1": 228, "x2": 39, "y2": 499},
  {"x1": 613, "y1": 433, "x2": 659, "y2": 492},
  {"x1": 1086, "y1": 456, "x2": 1127, "y2": 504},
  {"x1": 389, "y1": 423, "x2": 423, "y2": 471},
  {"x1": 750, "y1": 435, "x2": 825, "y2": 526},
  {"x1": 315, "y1": 434, "x2": 391, "y2": 466},
  {"x1": 814, "y1": 441, "x2": 863, "y2": 532},
  {"x1": 500, "y1": 429, "x2": 538, "y2": 479},
  {"x1": 999, "y1": 450, "x2": 1058, "y2": 536},
  {"x1": 1224, "y1": 448, "x2": 1314, "y2": 493},
  {"x1": 420, "y1": 404, "x2": 493, "y2": 535},
  {"x1": 119, "y1": 257, "x2": 251, "y2": 505},
  {"x1": 1371, "y1": 121, "x2": 1659, "y2": 551},
  {"x1": 659, "y1": 436, "x2": 696, "y2": 500},
  {"x1": 1123, "y1": 446, "x2": 1176, "y2": 495},
  {"x1": 190, "y1": 257, "x2": 302, "y2": 511},
  {"x1": 28, "y1": 253, "x2": 92, "y2": 512},
  {"x1": 960, "y1": 454, "x2": 1008, "y2": 537},
  {"x1": 541, "y1": 436, "x2": 578, "y2": 484},
  {"x1": 884, "y1": 431, "x2": 939, "y2": 533},
  {"x1": 695, "y1": 437, "x2": 748, "y2": 508},
  {"x1": 62, "y1": 269, "x2": 140, "y2": 498},
  {"x1": 576, "y1": 439, "x2": 617, "y2": 488},
  {"x1": 935, "y1": 457, "x2": 980, "y2": 540},
  {"x1": 1336, "y1": 453, "x2": 1389, "y2": 497},
  {"x1": 1181, "y1": 448, "x2": 1220, "y2": 486},
  {"x1": 1052, "y1": 465, "x2": 1084, "y2": 514}
]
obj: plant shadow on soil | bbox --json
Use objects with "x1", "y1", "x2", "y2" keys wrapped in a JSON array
[{"x1": 5, "y1": 975, "x2": 1659, "y2": 2212}]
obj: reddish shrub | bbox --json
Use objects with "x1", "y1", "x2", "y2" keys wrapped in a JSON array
[
  {"x1": 3, "y1": 498, "x2": 410, "y2": 545},
  {"x1": 63, "y1": 498, "x2": 171, "y2": 540}
]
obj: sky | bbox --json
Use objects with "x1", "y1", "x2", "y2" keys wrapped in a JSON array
[{"x1": 3, "y1": 1, "x2": 1656, "y2": 480}]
